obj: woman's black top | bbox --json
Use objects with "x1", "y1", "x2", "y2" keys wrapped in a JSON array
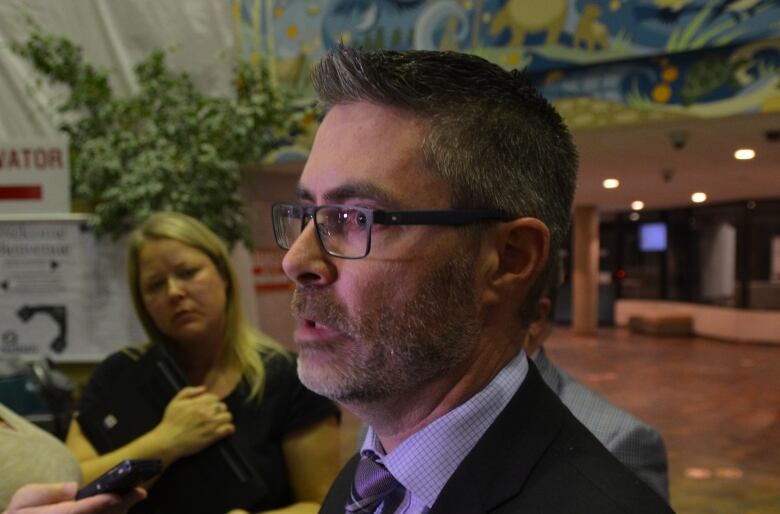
[{"x1": 77, "y1": 345, "x2": 340, "y2": 514}]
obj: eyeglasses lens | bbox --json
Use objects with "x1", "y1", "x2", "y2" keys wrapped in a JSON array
[
  {"x1": 273, "y1": 205, "x2": 371, "y2": 258},
  {"x1": 273, "y1": 204, "x2": 303, "y2": 250},
  {"x1": 315, "y1": 207, "x2": 370, "y2": 258}
]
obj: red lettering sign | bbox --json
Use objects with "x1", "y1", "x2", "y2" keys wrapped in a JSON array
[
  {"x1": 0, "y1": 185, "x2": 42, "y2": 200},
  {"x1": 0, "y1": 147, "x2": 65, "y2": 170}
]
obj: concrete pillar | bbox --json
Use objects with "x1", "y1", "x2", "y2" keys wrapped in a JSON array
[{"x1": 573, "y1": 205, "x2": 599, "y2": 335}]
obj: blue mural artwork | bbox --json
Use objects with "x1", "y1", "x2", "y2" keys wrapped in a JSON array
[
  {"x1": 235, "y1": 0, "x2": 780, "y2": 128},
  {"x1": 535, "y1": 38, "x2": 780, "y2": 128}
]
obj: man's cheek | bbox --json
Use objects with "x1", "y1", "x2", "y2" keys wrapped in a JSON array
[{"x1": 353, "y1": 277, "x2": 400, "y2": 311}]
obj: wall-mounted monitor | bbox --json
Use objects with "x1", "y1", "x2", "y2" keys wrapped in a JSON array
[{"x1": 639, "y1": 222, "x2": 667, "y2": 252}]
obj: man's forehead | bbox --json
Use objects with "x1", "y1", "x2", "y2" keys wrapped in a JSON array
[
  {"x1": 297, "y1": 180, "x2": 398, "y2": 203},
  {"x1": 295, "y1": 179, "x2": 402, "y2": 207},
  {"x1": 298, "y1": 101, "x2": 449, "y2": 207},
  {"x1": 295, "y1": 173, "x2": 453, "y2": 210},
  {"x1": 323, "y1": 101, "x2": 423, "y2": 128},
  {"x1": 312, "y1": 102, "x2": 427, "y2": 153}
]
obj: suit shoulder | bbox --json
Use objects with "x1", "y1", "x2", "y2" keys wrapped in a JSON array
[{"x1": 517, "y1": 414, "x2": 672, "y2": 513}]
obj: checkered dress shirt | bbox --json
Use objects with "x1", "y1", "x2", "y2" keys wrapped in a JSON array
[{"x1": 359, "y1": 350, "x2": 529, "y2": 513}]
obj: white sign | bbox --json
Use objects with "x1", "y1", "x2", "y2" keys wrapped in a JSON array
[
  {"x1": 0, "y1": 139, "x2": 70, "y2": 214},
  {"x1": 0, "y1": 216, "x2": 145, "y2": 362}
]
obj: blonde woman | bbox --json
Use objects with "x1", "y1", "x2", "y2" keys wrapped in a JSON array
[{"x1": 66, "y1": 212, "x2": 340, "y2": 514}]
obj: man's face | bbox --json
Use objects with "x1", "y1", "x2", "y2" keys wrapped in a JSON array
[{"x1": 282, "y1": 102, "x2": 484, "y2": 403}]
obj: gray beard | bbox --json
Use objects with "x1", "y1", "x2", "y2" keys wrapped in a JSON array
[{"x1": 293, "y1": 248, "x2": 482, "y2": 403}]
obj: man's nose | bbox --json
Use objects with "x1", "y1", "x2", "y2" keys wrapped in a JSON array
[{"x1": 281, "y1": 222, "x2": 336, "y2": 287}]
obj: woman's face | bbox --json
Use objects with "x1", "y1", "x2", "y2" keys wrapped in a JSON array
[{"x1": 137, "y1": 238, "x2": 228, "y2": 346}]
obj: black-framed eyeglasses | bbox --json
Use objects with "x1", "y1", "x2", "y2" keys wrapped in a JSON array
[{"x1": 271, "y1": 203, "x2": 515, "y2": 259}]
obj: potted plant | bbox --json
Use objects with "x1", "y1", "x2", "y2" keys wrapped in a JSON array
[{"x1": 12, "y1": 27, "x2": 309, "y2": 248}]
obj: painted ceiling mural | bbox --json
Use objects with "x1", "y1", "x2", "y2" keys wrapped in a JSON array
[
  {"x1": 234, "y1": 0, "x2": 780, "y2": 131},
  {"x1": 541, "y1": 38, "x2": 780, "y2": 128}
]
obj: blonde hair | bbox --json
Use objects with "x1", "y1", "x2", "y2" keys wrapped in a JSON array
[{"x1": 127, "y1": 212, "x2": 283, "y2": 401}]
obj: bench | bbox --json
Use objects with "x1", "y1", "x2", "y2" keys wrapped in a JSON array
[{"x1": 628, "y1": 314, "x2": 693, "y2": 337}]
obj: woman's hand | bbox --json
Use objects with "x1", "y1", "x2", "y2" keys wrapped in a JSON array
[
  {"x1": 3, "y1": 482, "x2": 145, "y2": 514},
  {"x1": 151, "y1": 386, "x2": 235, "y2": 460},
  {"x1": 66, "y1": 386, "x2": 235, "y2": 485}
]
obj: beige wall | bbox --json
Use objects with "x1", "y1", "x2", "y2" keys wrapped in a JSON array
[{"x1": 241, "y1": 164, "x2": 303, "y2": 351}]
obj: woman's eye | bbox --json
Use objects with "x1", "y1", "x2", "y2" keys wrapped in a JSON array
[
  {"x1": 179, "y1": 267, "x2": 198, "y2": 278},
  {"x1": 145, "y1": 280, "x2": 165, "y2": 292}
]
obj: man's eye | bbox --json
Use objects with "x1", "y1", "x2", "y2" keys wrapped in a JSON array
[{"x1": 338, "y1": 209, "x2": 368, "y2": 229}]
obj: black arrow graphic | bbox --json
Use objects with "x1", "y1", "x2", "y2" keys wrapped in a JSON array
[{"x1": 16, "y1": 305, "x2": 68, "y2": 353}]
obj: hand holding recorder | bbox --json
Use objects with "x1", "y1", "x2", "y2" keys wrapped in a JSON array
[
  {"x1": 3, "y1": 481, "x2": 146, "y2": 514},
  {"x1": 76, "y1": 459, "x2": 161, "y2": 500}
]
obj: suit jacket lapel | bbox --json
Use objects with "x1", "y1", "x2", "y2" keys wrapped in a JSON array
[
  {"x1": 319, "y1": 453, "x2": 359, "y2": 514},
  {"x1": 429, "y1": 359, "x2": 565, "y2": 513},
  {"x1": 319, "y1": 359, "x2": 565, "y2": 514}
]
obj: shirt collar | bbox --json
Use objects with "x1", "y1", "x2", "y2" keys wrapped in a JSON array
[{"x1": 360, "y1": 349, "x2": 529, "y2": 509}]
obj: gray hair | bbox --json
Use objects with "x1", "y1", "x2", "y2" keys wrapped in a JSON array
[{"x1": 312, "y1": 46, "x2": 578, "y2": 323}]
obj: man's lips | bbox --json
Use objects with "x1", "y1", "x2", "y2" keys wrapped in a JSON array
[{"x1": 295, "y1": 318, "x2": 349, "y2": 342}]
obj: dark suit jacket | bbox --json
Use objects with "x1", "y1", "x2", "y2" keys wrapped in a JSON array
[{"x1": 320, "y1": 359, "x2": 673, "y2": 514}]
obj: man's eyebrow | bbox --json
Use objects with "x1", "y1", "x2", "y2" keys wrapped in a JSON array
[
  {"x1": 295, "y1": 187, "x2": 314, "y2": 202},
  {"x1": 296, "y1": 181, "x2": 401, "y2": 207}
]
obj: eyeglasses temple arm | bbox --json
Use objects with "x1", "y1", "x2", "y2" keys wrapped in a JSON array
[{"x1": 373, "y1": 209, "x2": 514, "y2": 226}]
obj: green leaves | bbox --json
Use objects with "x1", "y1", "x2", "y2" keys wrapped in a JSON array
[{"x1": 13, "y1": 28, "x2": 307, "y2": 248}]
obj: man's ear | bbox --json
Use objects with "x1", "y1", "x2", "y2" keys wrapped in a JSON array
[
  {"x1": 494, "y1": 217, "x2": 550, "y2": 286},
  {"x1": 480, "y1": 217, "x2": 549, "y2": 307}
]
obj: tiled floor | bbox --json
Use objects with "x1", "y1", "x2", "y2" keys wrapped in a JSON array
[
  {"x1": 546, "y1": 327, "x2": 780, "y2": 514},
  {"x1": 337, "y1": 327, "x2": 780, "y2": 513}
]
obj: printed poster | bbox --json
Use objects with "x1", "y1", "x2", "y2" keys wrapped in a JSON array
[{"x1": 0, "y1": 216, "x2": 144, "y2": 362}]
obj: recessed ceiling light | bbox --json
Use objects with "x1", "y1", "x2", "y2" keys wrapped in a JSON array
[
  {"x1": 692, "y1": 192, "x2": 707, "y2": 203},
  {"x1": 734, "y1": 148, "x2": 755, "y2": 160},
  {"x1": 631, "y1": 200, "x2": 644, "y2": 211},
  {"x1": 603, "y1": 178, "x2": 620, "y2": 189}
]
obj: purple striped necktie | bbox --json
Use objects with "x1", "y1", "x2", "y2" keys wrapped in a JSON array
[{"x1": 345, "y1": 451, "x2": 404, "y2": 513}]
